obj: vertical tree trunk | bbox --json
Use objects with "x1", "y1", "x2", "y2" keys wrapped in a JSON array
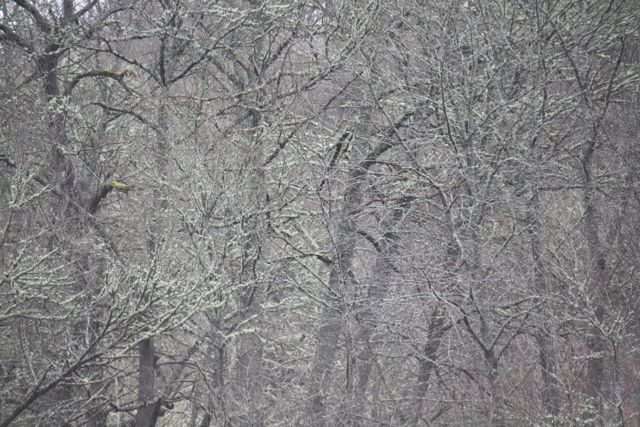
[
  {"x1": 342, "y1": 202, "x2": 406, "y2": 424},
  {"x1": 306, "y1": 164, "x2": 367, "y2": 425},
  {"x1": 307, "y1": 107, "x2": 411, "y2": 423},
  {"x1": 486, "y1": 354, "x2": 506, "y2": 427},
  {"x1": 135, "y1": 339, "x2": 159, "y2": 427},
  {"x1": 406, "y1": 309, "x2": 446, "y2": 425},
  {"x1": 526, "y1": 143, "x2": 560, "y2": 417},
  {"x1": 135, "y1": 78, "x2": 170, "y2": 425},
  {"x1": 405, "y1": 200, "x2": 461, "y2": 423},
  {"x1": 578, "y1": 0, "x2": 607, "y2": 414},
  {"x1": 34, "y1": 19, "x2": 78, "y2": 425},
  {"x1": 582, "y1": 140, "x2": 606, "y2": 419},
  {"x1": 234, "y1": 110, "x2": 267, "y2": 426}
]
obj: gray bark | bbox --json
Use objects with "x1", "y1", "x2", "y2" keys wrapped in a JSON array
[
  {"x1": 307, "y1": 105, "x2": 414, "y2": 424},
  {"x1": 582, "y1": 137, "x2": 606, "y2": 418},
  {"x1": 306, "y1": 172, "x2": 363, "y2": 425},
  {"x1": 527, "y1": 140, "x2": 560, "y2": 417},
  {"x1": 136, "y1": 41, "x2": 171, "y2": 422},
  {"x1": 306, "y1": 115, "x2": 375, "y2": 424},
  {"x1": 135, "y1": 338, "x2": 160, "y2": 427},
  {"x1": 335, "y1": 200, "x2": 408, "y2": 425},
  {"x1": 234, "y1": 110, "x2": 267, "y2": 426},
  {"x1": 406, "y1": 308, "x2": 447, "y2": 425}
]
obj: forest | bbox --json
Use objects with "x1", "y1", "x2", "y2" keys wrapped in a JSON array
[{"x1": 1, "y1": 0, "x2": 639, "y2": 425}]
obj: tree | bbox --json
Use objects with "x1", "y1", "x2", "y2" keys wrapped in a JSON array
[{"x1": 1, "y1": 0, "x2": 639, "y2": 425}]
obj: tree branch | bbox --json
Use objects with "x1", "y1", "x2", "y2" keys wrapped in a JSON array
[{"x1": 13, "y1": 0, "x2": 51, "y2": 33}]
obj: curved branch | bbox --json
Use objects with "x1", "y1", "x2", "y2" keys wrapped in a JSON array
[
  {"x1": 13, "y1": 0, "x2": 51, "y2": 33},
  {"x1": 65, "y1": 69, "x2": 134, "y2": 96},
  {"x1": 0, "y1": 23, "x2": 33, "y2": 51}
]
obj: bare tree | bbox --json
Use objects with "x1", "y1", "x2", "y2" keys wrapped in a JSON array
[{"x1": 1, "y1": 0, "x2": 639, "y2": 426}]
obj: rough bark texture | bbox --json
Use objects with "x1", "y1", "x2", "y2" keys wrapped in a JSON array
[
  {"x1": 306, "y1": 170, "x2": 364, "y2": 425},
  {"x1": 582, "y1": 140, "x2": 607, "y2": 419},
  {"x1": 135, "y1": 338, "x2": 159, "y2": 427}
]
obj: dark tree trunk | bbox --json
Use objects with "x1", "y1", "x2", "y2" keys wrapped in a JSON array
[{"x1": 135, "y1": 338, "x2": 160, "y2": 427}]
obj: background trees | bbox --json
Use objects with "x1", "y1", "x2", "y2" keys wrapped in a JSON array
[{"x1": 1, "y1": 0, "x2": 639, "y2": 425}]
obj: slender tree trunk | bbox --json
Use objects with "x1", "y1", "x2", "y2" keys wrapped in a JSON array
[
  {"x1": 402, "y1": 178, "x2": 467, "y2": 422},
  {"x1": 487, "y1": 353, "x2": 505, "y2": 427},
  {"x1": 344, "y1": 202, "x2": 405, "y2": 424},
  {"x1": 135, "y1": 338, "x2": 159, "y2": 427},
  {"x1": 37, "y1": 30, "x2": 79, "y2": 427},
  {"x1": 306, "y1": 222, "x2": 359, "y2": 425},
  {"x1": 306, "y1": 161, "x2": 367, "y2": 426},
  {"x1": 578, "y1": 0, "x2": 606, "y2": 416},
  {"x1": 535, "y1": 329, "x2": 560, "y2": 417},
  {"x1": 135, "y1": 86, "x2": 170, "y2": 425},
  {"x1": 201, "y1": 318, "x2": 226, "y2": 426},
  {"x1": 582, "y1": 135, "x2": 606, "y2": 421},
  {"x1": 526, "y1": 157, "x2": 560, "y2": 417},
  {"x1": 306, "y1": 100, "x2": 414, "y2": 424},
  {"x1": 234, "y1": 110, "x2": 267, "y2": 426},
  {"x1": 583, "y1": 170, "x2": 606, "y2": 420},
  {"x1": 406, "y1": 309, "x2": 446, "y2": 425}
]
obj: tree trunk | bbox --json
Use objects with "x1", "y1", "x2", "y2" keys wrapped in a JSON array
[
  {"x1": 135, "y1": 338, "x2": 159, "y2": 427},
  {"x1": 406, "y1": 309, "x2": 446, "y2": 425},
  {"x1": 234, "y1": 110, "x2": 267, "y2": 426},
  {"x1": 306, "y1": 162, "x2": 367, "y2": 425},
  {"x1": 526, "y1": 158, "x2": 560, "y2": 417},
  {"x1": 343, "y1": 203, "x2": 405, "y2": 424},
  {"x1": 582, "y1": 138, "x2": 606, "y2": 420}
]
